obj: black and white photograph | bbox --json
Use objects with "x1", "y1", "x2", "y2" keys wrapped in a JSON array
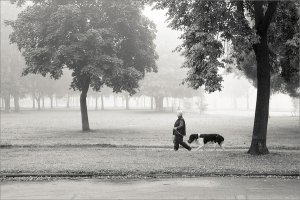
[{"x1": 0, "y1": 0, "x2": 299, "y2": 199}]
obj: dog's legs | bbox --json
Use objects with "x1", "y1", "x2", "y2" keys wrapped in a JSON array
[
  {"x1": 220, "y1": 142, "x2": 225, "y2": 151},
  {"x1": 202, "y1": 143, "x2": 206, "y2": 151},
  {"x1": 214, "y1": 143, "x2": 217, "y2": 151},
  {"x1": 193, "y1": 139, "x2": 203, "y2": 151},
  {"x1": 195, "y1": 145, "x2": 203, "y2": 151}
]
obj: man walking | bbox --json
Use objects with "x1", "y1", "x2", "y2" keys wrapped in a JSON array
[{"x1": 173, "y1": 110, "x2": 191, "y2": 151}]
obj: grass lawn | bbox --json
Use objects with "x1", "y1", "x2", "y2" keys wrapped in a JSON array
[
  {"x1": 1, "y1": 110, "x2": 299, "y2": 148},
  {"x1": 1, "y1": 148, "x2": 299, "y2": 176},
  {"x1": 1, "y1": 110, "x2": 299, "y2": 177}
]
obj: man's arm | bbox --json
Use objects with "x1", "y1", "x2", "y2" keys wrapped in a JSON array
[
  {"x1": 174, "y1": 119, "x2": 184, "y2": 130},
  {"x1": 173, "y1": 129, "x2": 183, "y2": 136},
  {"x1": 173, "y1": 119, "x2": 184, "y2": 136}
]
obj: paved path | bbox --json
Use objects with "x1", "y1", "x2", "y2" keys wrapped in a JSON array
[{"x1": 1, "y1": 177, "x2": 300, "y2": 199}]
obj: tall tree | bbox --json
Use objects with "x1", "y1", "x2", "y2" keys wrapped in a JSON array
[
  {"x1": 153, "y1": 0, "x2": 299, "y2": 154},
  {"x1": 7, "y1": 0, "x2": 157, "y2": 131}
]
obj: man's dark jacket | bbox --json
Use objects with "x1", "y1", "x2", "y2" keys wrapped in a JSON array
[{"x1": 173, "y1": 117, "x2": 186, "y2": 136}]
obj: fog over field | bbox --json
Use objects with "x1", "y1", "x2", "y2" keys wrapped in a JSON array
[
  {"x1": 1, "y1": 2, "x2": 298, "y2": 115},
  {"x1": 1, "y1": 2, "x2": 300, "y2": 199}
]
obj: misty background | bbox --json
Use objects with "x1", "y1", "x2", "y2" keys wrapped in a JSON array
[{"x1": 1, "y1": 1, "x2": 299, "y2": 116}]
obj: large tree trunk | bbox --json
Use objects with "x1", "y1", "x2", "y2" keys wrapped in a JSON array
[
  {"x1": 80, "y1": 83, "x2": 90, "y2": 131},
  {"x1": 248, "y1": 41, "x2": 270, "y2": 155},
  {"x1": 248, "y1": 2, "x2": 277, "y2": 155},
  {"x1": 13, "y1": 94, "x2": 20, "y2": 112},
  {"x1": 4, "y1": 94, "x2": 10, "y2": 112}
]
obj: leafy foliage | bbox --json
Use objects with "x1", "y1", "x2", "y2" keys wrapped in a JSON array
[
  {"x1": 152, "y1": 0, "x2": 299, "y2": 95},
  {"x1": 237, "y1": 51, "x2": 299, "y2": 97},
  {"x1": 7, "y1": 0, "x2": 158, "y2": 95},
  {"x1": 150, "y1": 0, "x2": 299, "y2": 154},
  {"x1": 234, "y1": 2, "x2": 300, "y2": 97}
]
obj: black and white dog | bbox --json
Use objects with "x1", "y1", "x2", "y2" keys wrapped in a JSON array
[{"x1": 188, "y1": 134, "x2": 225, "y2": 151}]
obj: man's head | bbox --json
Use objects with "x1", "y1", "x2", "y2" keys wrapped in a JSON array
[
  {"x1": 177, "y1": 110, "x2": 183, "y2": 118},
  {"x1": 188, "y1": 134, "x2": 199, "y2": 144}
]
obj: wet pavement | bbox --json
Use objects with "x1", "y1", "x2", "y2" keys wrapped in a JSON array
[{"x1": 1, "y1": 177, "x2": 300, "y2": 199}]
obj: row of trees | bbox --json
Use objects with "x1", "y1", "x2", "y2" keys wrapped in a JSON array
[
  {"x1": 1, "y1": 2, "x2": 23, "y2": 112},
  {"x1": 2, "y1": 0, "x2": 205, "y2": 113},
  {"x1": 6, "y1": 0, "x2": 159, "y2": 131},
  {"x1": 1, "y1": 84, "x2": 203, "y2": 112},
  {"x1": 4, "y1": 0, "x2": 299, "y2": 155},
  {"x1": 1, "y1": 2, "x2": 69, "y2": 112}
]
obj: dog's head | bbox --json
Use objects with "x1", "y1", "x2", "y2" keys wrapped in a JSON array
[{"x1": 188, "y1": 134, "x2": 199, "y2": 144}]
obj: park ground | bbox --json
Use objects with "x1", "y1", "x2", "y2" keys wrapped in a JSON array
[
  {"x1": 0, "y1": 110, "x2": 299, "y2": 177},
  {"x1": 1, "y1": 110, "x2": 300, "y2": 199},
  {"x1": 2, "y1": 177, "x2": 300, "y2": 199}
]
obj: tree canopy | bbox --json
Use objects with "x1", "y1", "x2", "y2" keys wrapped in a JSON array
[
  {"x1": 152, "y1": 1, "x2": 299, "y2": 94},
  {"x1": 7, "y1": 0, "x2": 157, "y2": 94},
  {"x1": 7, "y1": 0, "x2": 158, "y2": 130},
  {"x1": 234, "y1": 51, "x2": 299, "y2": 98}
]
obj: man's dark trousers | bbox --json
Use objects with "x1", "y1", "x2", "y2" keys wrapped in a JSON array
[{"x1": 173, "y1": 133, "x2": 191, "y2": 151}]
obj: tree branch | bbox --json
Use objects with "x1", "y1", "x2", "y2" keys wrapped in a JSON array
[
  {"x1": 263, "y1": 1, "x2": 278, "y2": 28},
  {"x1": 236, "y1": 1, "x2": 246, "y2": 20},
  {"x1": 236, "y1": 0, "x2": 251, "y2": 31},
  {"x1": 254, "y1": 1, "x2": 264, "y2": 32}
]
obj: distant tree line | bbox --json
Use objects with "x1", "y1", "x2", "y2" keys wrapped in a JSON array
[{"x1": 1, "y1": 0, "x2": 206, "y2": 114}]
